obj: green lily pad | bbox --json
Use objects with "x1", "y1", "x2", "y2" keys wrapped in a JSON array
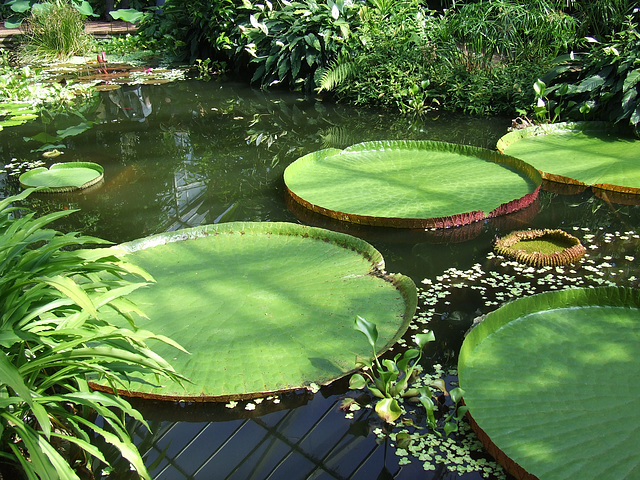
[
  {"x1": 284, "y1": 140, "x2": 541, "y2": 228},
  {"x1": 497, "y1": 122, "x2": 640, "y2": 197},
  {"x1": 19, "y1": 162, "x2": 104, "y2": 193},
  {"x1": 459, "y1": 287, "x2": 640, "y2": 479},
  {"x1": 91, "y1": 222, "x2": 416, "y2": 401}
]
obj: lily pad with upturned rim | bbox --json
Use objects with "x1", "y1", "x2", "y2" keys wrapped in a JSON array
[
  {"x1": 494, "y1": 228, "x2": 586, "y2": 267},
  {"x1": 19, "y1": 162, "x2": 104, "y2": 193},
  {"x1": 90, "y1": 222, "x2": 417, "y2": 401},
  {"x1": 459, "y1": 287, "x2": 640, "y2": 480},
  {"x1": 284, "y1": 140, "x2": 541, "y2": 229},
  {"x1": 497, "y1": 122, "x2": 640, "y2": 198}
]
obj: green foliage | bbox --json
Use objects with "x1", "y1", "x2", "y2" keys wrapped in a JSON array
[
  {"x1": 349, "y1": 316, "x2": 438, "y2": 424},
  {"x1": 235, "y1": 0, "x2": 362, "y2": 91},
  {"x1": 136, "y1": 0, "x2": 242, "y2": 63},
  {"x1": 440, "y1": 0, "x2": 578, "y2": 66},
  {"x1": 4, "y1": 0, "x2": 97, "y2": 29},
  {"x1": 16, "y1": 0, "x2": 95, "y2": 61},
  {"x1": 0, "y1": 189, "x2": 186, "y2": 478},
  {"x1": 541, "y1": 17, "x2": 640, "y2": 135}
]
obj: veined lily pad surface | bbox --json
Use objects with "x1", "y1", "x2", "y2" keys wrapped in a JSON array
[
  {"x1": 284, "y1": 140, "x2": 541, "y2": 228},
  {"x1": 497, "y1": 122, "x2": 640, "y2": 196},
  {"x1": 19, "y1": 162, "x2": 104, "y2": 193},
  {"x1": 459, "y1": 287, "x2": 640, "y2": 479},
  {"x1": 93, "y1": 222, "x2": 416, "y2": 401}
]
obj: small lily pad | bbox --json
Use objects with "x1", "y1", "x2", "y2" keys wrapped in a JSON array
[
  {"x1": 19, "y1": 162, "x2": 104, "y2": 193},
  {"x1": 494, "y1": 228, "x2": 586, "y2": 266}
]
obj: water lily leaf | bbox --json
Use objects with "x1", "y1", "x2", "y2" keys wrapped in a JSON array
[
  {"x1": 284, "y1": 140, "x2": 541, "y2": 228},
  {"x1": 91, "y1": 222, "x2": 416, "y2": 401},
  {"x1": 19, "y1": 162, "x2": 104, "y2": 193},
  {"x1": 497, "y1": 122, "x2": 640, "y2": 197},
  {"x1": 459, "y1": 287, "x2": 640, "y2": 480}
]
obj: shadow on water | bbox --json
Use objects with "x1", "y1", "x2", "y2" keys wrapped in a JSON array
[{"x1": 2, "y1": 79, "x2": 639, "y2": 480}]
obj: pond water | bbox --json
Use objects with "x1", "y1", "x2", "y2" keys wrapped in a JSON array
[{"x1": 2, "y1": 78, "x2": 639, "y2": 480}]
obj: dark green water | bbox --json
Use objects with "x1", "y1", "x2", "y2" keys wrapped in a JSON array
[{"x1": 2, "y1": 79, "x2": 639, "y2": 480}]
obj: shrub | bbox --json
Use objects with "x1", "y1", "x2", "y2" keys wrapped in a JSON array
[
  {"x1": 541, "y1": 15, "x2": 640, "y2": 135},
  {"x1": 234, "y1": 0, "x2": 363, "y2": 92},
  {"x1": 0, "y1": 189, "x2": 185, "y2": 478}
]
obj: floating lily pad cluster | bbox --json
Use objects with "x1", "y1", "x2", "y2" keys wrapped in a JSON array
[{"x1": 494, "y1": 228, "x2": 586, "y2": 267}]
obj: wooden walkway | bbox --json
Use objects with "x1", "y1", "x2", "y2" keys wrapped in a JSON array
[{"x1": 0, "y1": 21, "x2": 136, "y2": 46}]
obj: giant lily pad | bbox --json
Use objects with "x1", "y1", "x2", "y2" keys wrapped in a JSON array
[
  {"x1": 459, "y1": 287, "x2": 640, "y2": 479},
  {"x1": 497, "y1": 122, "x2": 640, "y2": 197},
  {"x1": 91, "y1": 222, "x2": 416, "y2": 401},
  {"x1": 284, "y1": 140, "x2": 541, "y2": 228},
  {"x1": 19, "y1": 162, "x2": 104, "y2": 193}
]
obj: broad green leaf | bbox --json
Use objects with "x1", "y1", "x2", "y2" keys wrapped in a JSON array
[
  {"x1": 19, "y1": 162, "x2": 103, "y2": 192},
  {"x1": 349, "y1": 373, "x2": 367, "y2": 389},
  {"x1": 354, "y1": 315, "x2": 378, "y2": 348},
  {"x1": 414, "y1": 331, "x2": 435, "y2": 349},
  {"x1": 92, "y1": 222, "x2": 416, "y2": 400},
  {"x1": 284, "y1": 140, "x2": 540, "y2": 228},
  {"x1": 109, "y1": 8, "x2": 146, "y2": 23},
  {"x1": 498, "y1": 122, "x2": 640, "y2": 195},
  {"x1": 375, "y1": 397, "x2": 402, "y2": 424},
  {"x1": 459, "y1": 287, "x2": 640, "y2": 479}
]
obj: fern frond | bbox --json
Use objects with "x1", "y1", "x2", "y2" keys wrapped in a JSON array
[{"x1": 318, "y1": 57, "x2": 362, "y2": 92}]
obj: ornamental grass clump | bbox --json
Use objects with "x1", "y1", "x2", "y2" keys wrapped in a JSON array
[
  {"x1": 19, "y1": 0, "x2": 93, "y2": 62},
  {"x1": 0, "y1": 188, "x2": 186, "y2": 479},
  {"x1": 494, "y1": 228, "x2": 586, "y2": 267}
]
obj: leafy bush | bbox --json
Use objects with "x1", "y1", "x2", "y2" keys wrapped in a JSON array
[
  {"x1": 0, "y1": 189, "x2": 185, "y2": 478},
  {"x1": 235, "y1": 0, "x2": 362, "y2": 91},
  {"x1": 136, "y1": 0, "x2": 243, "y2": 63},
  {"x1": 541, "y1": 16, "x2": 640, "y2": 135}
]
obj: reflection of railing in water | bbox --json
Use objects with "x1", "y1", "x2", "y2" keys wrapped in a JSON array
[{"x1": 133, "y1": 395, "x2": 407, "y2": 480}]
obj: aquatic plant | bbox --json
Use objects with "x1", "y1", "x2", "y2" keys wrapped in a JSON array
[
  {"x1": 91, "y1": 222, "x2": 416, "y2": 401},
  {"x1": 494, "y1": 228, "x2": 586, "y2": 267},
  {"x1": 349, "y1": 316, "x2": 438, "y2": 423}
]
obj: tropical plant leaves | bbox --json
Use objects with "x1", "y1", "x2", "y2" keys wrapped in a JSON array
[
  {"x1": 459, "y1": 287, "x2": 640, "y2": 480},
  {"x1": 92, "y1": 222, "x2": 417, "y2": 401},
  {"x1": 284, "y1": 140, "x2": 541, "y2": 228},
  {"x1": 497, "y1": 122, "x2": 640, "y2": 196}
]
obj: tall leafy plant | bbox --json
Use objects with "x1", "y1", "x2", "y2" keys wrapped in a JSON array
[
  {"x1": 541, "y1": 16, "x2": 640, "y2": 135},
  {"x1": 0, "y1": 189, "x2": 186, "y2": 479},
  {"x1": 235, "y1": 0, "x2": 362, "y2": 91}
]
